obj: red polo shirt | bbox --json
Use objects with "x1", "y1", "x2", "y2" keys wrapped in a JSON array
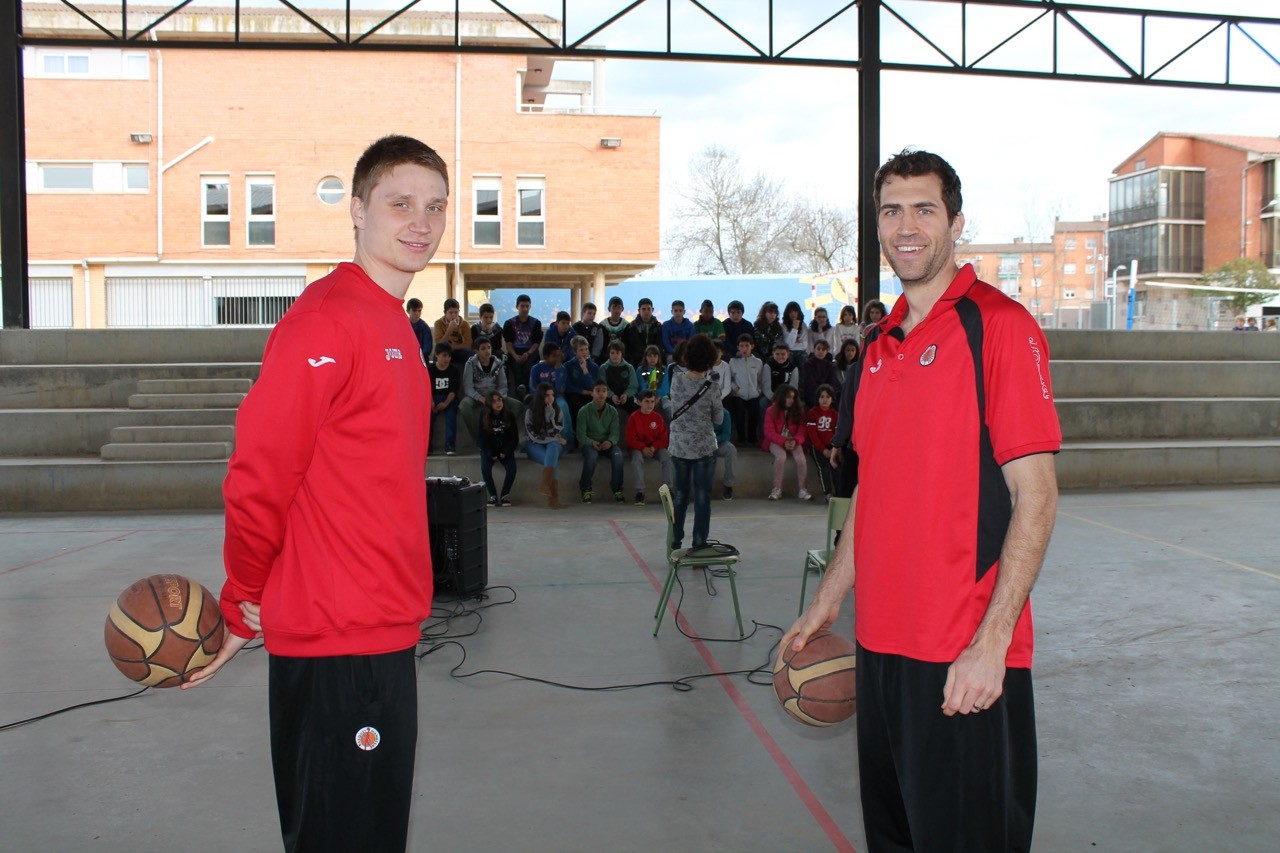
[{"x1": 850, "y1": 265, "x2": 1060, "y2": 668}]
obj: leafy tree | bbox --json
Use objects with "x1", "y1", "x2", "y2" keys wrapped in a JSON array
[{"x1": 1199, "y1": 257, "x2": 1278, "y2": 314}]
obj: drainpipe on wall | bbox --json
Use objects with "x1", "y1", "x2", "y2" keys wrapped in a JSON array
[
  {"x1": 454, "y1": 53, "x2": 462, "y2": 309},
  {"x1": 82, "y1": 259, "x2": 90, "y2": 328}
]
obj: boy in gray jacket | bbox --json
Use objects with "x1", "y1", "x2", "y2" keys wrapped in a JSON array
[{"x1": 461, "y1": 336, "x2": 524, "y2": 441}]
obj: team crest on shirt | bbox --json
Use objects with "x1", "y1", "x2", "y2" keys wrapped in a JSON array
[
  {"x1": 355, "y1": 726, "x2": 381, "y2": 751},
  {"x1": 920, "y1": 344, "x2": 937, "y2": 366}
]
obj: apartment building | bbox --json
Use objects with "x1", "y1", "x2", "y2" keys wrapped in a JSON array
[
  {"x1": 20, "y1": 4, "x2": 660, "y2": 328},
  {"x1": 955, "y1": 217, "x2": 1107, "y2": 328}
]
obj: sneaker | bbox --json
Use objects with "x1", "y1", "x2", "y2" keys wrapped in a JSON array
[
  {"x1": 798, "y1": 489, "x2": 813, "y2": 501},
  {"x1": 634, "y1": 492, "x2": 646, "y2": 506},
  {"x1": 500, "y1": 495, "x2": 513, "y2": 507},
  {"x1": 722, "y1": 487, "x2": 733, "y2": 501},
  {"x1": 581, "y1": 489, "x2": 593, "y2": 504},
  {"x1": 767, "y1": 488, "x2": 782, "y2": 501},
  {"x1": 446, "y1": 447, "x2": 456, "y2": 457},
  {"x1": 614, "y1": 490, "x2": 626, "y2": 503},
  {"x1": 486, "y1": 495, "x2": 497, "y2": 507}
]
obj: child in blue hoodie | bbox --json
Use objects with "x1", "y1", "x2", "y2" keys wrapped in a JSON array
[{"x1": 661, "y1": 299, "x2": 695, "y2": 358}]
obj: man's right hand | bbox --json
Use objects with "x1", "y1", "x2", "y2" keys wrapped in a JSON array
[
  {"x1": 781, "y1": 597, "x2": 843, "y2": 655},
  {"x1": 181, "y1": 601, "x2": 260, "y2": 689}
]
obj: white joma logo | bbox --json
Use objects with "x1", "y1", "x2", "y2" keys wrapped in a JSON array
[{"x1": 308, "y1": 356, "x2": 336, "y2": 368}]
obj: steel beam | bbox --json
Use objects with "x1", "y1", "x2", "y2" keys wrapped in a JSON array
[
  {"x1": 1, "y1": 0, "x2": 30, "y2": 329},
  {"x1": 858, "y1": 0, "x2": 882, "y2": 310}
]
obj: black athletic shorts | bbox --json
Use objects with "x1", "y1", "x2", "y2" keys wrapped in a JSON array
[
  {"x1": 856, "y1": 644, "x2": 1037, "y2": 852},
  {"x1": 269, "y1": 648, "x2": 418, "y2": 853}
]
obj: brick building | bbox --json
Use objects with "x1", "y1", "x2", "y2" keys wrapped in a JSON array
[
  {"x1": 956, "y1": 217, "x2": 1108, "y2": 328},
  {"x1": 20, "y1": 4, "x2": 660, "y2": 328}
]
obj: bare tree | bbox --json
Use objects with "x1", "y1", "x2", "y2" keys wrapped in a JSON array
[
  {"x1": 666, "y1": 146, "x2": 798, "y2": 275},
  {"x1": 786, "y1": 199, "x2": 857, "y2": 273}
]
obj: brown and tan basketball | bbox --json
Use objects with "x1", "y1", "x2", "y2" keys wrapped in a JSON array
[
  {"x1": 104, "y1": 574, "x2": 224, "y2": 688},
  {"x1": 773, "y1": 629, "x2": 857, "y2": 727}
]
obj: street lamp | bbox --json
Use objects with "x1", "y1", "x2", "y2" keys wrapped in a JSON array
[{"x1": 1106, "y1": 265, "x2": 1126, "y2": 330}]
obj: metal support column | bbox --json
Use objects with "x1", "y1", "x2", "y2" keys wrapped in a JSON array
[
  {"x1": 1, "y1": 0, "x2": 30, "y2": 329},
  {"x1": 856, "y1": 0, "x2": 881, "y2": 314}
]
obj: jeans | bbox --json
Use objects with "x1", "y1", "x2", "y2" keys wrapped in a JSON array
[
  {"x1": 715, "y1": 440, "x2": 737, "y2": 488},
  {"x1": 580, "y1": 443, "x2": 624, "y2": 492},
  {"x1": 629, "y1": 447, "x2": 673, "y2": 492},
  {"x1": 432, "y1": 392, "x2": 458, "y2": 450},
  {"x1": 526, "y1": 441, "x2": 563, "y2": 478},
  {"x1": 671, "y1": 454, "x2": 715, "y2": 549},
  {"x1": 725, "y1": 395, "x2": 760, "y2": 443},
  {"x1": 480, "y1": 449, "x2": 517, "y2": 499}
]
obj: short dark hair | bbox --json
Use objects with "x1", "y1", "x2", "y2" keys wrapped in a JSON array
[
  {"x1": 873, "y1": 148, "x2": 963, "y2": 222},
  {"x1": 671, "y1": 299, "x2": 685, "y2": 309},
  {"x1": 727, "y1": 300, "x2": 744, "y2": 312},
  {"x1": 592, "y1": 380, "x2": 608, "y2": 390},
  {"x1": 700, "y1": 299, "x2": 714, "y2": 310},
  {"x1": 556, "y1": 311, "x2": 571, "y2": 323},
  {"x1": 406, "y1": 298, "x2": 423, "y2": 310},
  {"x1": 434, "y1": 342, "x2": 453, "y2": 356},
  {"x1": 638, "y1": 297, "x2": 653, "y2": 308},
  {"x1": 443, "y1": 297, "x2": 459, "y2": 311},
  {"x1": 816, "y1": 383, "x2": 836, "y2": 400},
  {"x1": 352, "y1": 134, "x2": 448, "y2": 206},
  {"x1": 737, "y1": 333, "x2": 755, "y2": 347},
  {"x1": 516, "y1": 294, "x2": 532, "y2": 306},
  {"x1": 541, "y1": 342, "x2": 560, "y2": 359},
  {"x1": 479, "y1": 302, "x2": 495, "y2": 315},
  {"x1": 475, "y1": 335, "x2": 492, "y2": 348},
  {"x1": 636, "y1": 389, "x2": 657, "y2": 402},
  {"x1": 684, "y1": 334, "x2": 717, "y2": 373},
  {"x1": 609, "y1": 296, "x2": 624, "y2": 308},
  {"x1": 813, "y1": 338, "x2": 830, "y2": 350},
  {"x1": 608, "y1": 340, "x2": 625, "y2": 353},
  {"x1": 773, "y1": 342, "x2": 790, "y2": 353},
  {"x1": 582, "y1": 302, "x2": 597, "y2": 312}
]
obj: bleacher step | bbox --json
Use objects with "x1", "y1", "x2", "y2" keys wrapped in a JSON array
[
  {"x1": 128, "y1": 392, "x2": 247, "y2": 409},
  {"x1": 100, "y1": 441, "x2": 233, "y2": 462}
]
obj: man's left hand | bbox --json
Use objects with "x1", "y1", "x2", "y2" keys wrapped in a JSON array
[{"x1": 941, "y1": 639, "x2": 1006, "y2": 716}]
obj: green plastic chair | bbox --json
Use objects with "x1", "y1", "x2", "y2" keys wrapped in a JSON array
[
  {"x1": 654, "y1": 484, "x2": 743, "y2": 637},
  {"x1": 799, "y1": 497, "x2": 852, "y2": 616}
]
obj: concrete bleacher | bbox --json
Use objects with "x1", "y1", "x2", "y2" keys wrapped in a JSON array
[{"x1": 2, "y1": 327, "x2": 1278, "y2": 511}]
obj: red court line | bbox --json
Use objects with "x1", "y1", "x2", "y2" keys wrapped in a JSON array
[
  {"x1": 1, "y1": 532, "x2": 140, "y2": 577},
  {"x1": 609, "y1": 520, "x2": 856, "y2": 853}
]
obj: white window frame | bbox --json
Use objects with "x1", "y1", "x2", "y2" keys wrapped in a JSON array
[
  {"x1": 123, "y1": 52, "x2": 149, "y2": 79},
  {"x1": 472, "y1": 176, "x2": 502, "y2": 247},
  {"x1": 1063, "y1": 289, "x2": 1077, "y2": 300},
  {"x1": 246, "y1": 175, "x2": 276, "y2": 248},
  {"x1": 1064, "y1": 238, "x2": 1077, "y2": 251},
  {"x1": 36, "y1": 162, "x2": 94, "y2": 192},
  {"x1": 1086, "y1": 237, "x2": 1098, "y2": 250},
  {"x1": 1085, "y1": 263, "x2": 1096, "y2": 275},
  {"x1": 1063, "y1": 263, "x2": 1078, "y2": 275},
  {"x1": 201, "y1": 174, "x2": 231, "y2": 248},
  {"x1": 1032, "y1": 256, "x2": 1043, "y2": 267},
  {"x1": 39, "y1": 50, "x2": 91, "y2": 77},
  {"x1": 516, "y1": 176, "x2": 546, "y2": 248},
  {"x1": 317, "y1": 176, "x2": 345, "y2": 205},
  {"x1": 124, "y1": 162, "x2": 149, "y2": 192}
]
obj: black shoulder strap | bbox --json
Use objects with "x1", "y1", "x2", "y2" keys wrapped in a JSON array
[{"x1": 670, "y1": 380, "x2": 713, "y2": 421}]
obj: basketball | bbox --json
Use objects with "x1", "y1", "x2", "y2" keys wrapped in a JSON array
[
  {"x1": 773, "y1": 629, "x2": 857, "y2": 726},
  {"x1": 104, "y1": 574, "x2": 225, "y2": 688}
]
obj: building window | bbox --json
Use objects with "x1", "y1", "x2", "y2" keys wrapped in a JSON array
[
  {"x1": 246, "y1": 177, "x2": 276, "y2": 247},
  {"x1": 1085, "y1": 263, "x2": 1096, "y2": 275},
  {"x1": 1065, "y1": 238, "x2": 1077, "y2": 251},
  {"x1": 1086, "y1": 237, "x2": 1098, "y2": 250},
  {"x1": 39, "y1": 163, "x2": 93, "y2": 191},
  {"x1": 1063, "y1": 289, "x2": 1077, "y2": 300},
  {"x1": 123, "y1": 53, "x2": 149, "y2": 79},
  {"x1": 1032, "y1": 278, "x2": 1043, "y2": 288},
  {"x1": 473, "y1": 177, "x2": 501, "y2": 246},
  {"x1": 517, "y1": 178, "x2": 546, "y2": 247},
  {"x1": 1063, "y1": 263, "x2": 1077, "y2": 275},
  {"x1": 999, "y1": 256, "x2": 1021, "y2": 275},
  {"x1": 41, "y1": 52, "x2": 90, "y2": 76},
  {"x1": 124, "y1": 164, "x2": 149, "y2": 191},
  {"x1": 317, "y1": 177, "x2": 345, "y2": 205},
  {"x1": 202, "y1": 176, "x2": 231, "y2": 247},
  {"x1": 1085, "y1": 288, "x2": 1095, "y2": 300},
  {"x1": 1032, "y1": 256, "x2": 1043, "y2": 267},
  {"x1": 1109, "y1": 168, "x2": 1204, "y2": 227}
]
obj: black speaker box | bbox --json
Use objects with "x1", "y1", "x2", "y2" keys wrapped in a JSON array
[{"x1": 426, "y1": 476, "x2": 488, "y2": 596}]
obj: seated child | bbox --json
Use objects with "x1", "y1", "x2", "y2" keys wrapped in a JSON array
[
  {"x1": 714, "y1": 404, "x2": 737, "y2": 501},
  {"x1": 800, "y1": 338, "x2": 839, "y2": 407},
  {"x1": 805, "y1": 384, "x2": 838, "y2": 502},
  {"x1": 625, "y1": 390, "x2": 673, "y2": 505},
  {"x1": 565, "y1": 335, "x2": 600, "y2": 419},
  {"x1": 576, "y1": 381, "x2": 625, "y2": 504},
  {"x1": 477, "y1": 392, "x2": 519, "y2": 506},
  {"x1": 599, "y1": 340, "x2": 639, "y2": 414},
  {"x1": 763, "y1": 384, "x2": 810, "y2": 501},
  {"x1": 524, "y1": 382, "x2": 568, "y2": 509},
  {"x1": 427, "y1": 343, "x2": 461, "y2": 456}
]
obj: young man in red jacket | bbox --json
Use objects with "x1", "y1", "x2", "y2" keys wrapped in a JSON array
[{"x1": 183, "y1": 135, "x2": 446, "y2": 853}]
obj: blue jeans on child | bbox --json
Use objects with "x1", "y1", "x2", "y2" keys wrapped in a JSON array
[
  {"x1": 432, "y1": 391, "x2": 458, "y2": 451},
  {"x1": 579, "y1": 443, "x2": 624, "y2": 493},
  {"x1": 526, "y1": 441, "x2": 563, "y2": 478},
  {"x1": 671, "y1": 454, "x2": 715, "y2": 549},
  {"x1": 480, "y1": 450, "x2": 517, "y2": 500}
]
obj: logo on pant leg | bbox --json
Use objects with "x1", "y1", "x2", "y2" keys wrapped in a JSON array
[{"x1": 355, "y1": 726, "x2": 381, "y2": 751}]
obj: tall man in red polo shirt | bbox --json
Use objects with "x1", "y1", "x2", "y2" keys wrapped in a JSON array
[
  {"x1": 785, "y1": 150, "x2": 1061, "y2": 851},
  {"x1": 183, "y1": 135, "x2": 446, "y2": 852}
]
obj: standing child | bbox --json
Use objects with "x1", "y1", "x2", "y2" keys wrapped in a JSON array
[
  {"x1": 726, "y1": 334, "x2": 765, "y2": 444},
  {"x1": 834, "y1": 304, "x2": 860, "y2": 347},
  {"x1": 800, "y1": 338, "x2": 839, "y2": 407},
  {"x1": 576, "y1": 381, "x2": 625, "y2": 504},
  {"x1": 427, "y1": 343, "x2": 461, "y2": 456},
  {"x1": 661, "y1": 299, "x2": 695, "y2": 359},
  {"x1": 753, "y1": 300, "x2": 783, "y2": 357},
  {"x1": 471, "y1": 302, "x2": 502, "y2": 349},
  {"x1": 478, "y1": 392, "x2": 519, "y2": 506},
  {"x1": 623, "y1": 297, "x2": 664, "y2": 366},
  {"x1": 599, "y1": 340, "x2": 639, "y2": 413},
  {"x1": 600, "y1": 296, "x2": 629, "y2": 350},
  {"x1": 693, "y1": 299, "x2": 726, "y2": 342},
  {"x1": 405, "y1": 297, "x2": 432, "y2": 362},
  {"x1": 574, "y1": 302, "x2": 607, "y2": 361},
  {"x1": 763, "y1": 385, "x2": 810, "y2": 501},
  {"x1": 809, "y1": 306, "x2": 839, "y2": 354},
  {"x1": 722, "y1": 300, "x2": 753, "y2": 350},
  {"x1": 525, "y1": 383, "x2": 567, "y2": 509},
  {"x1": 503, "y1": 294, "x2": 544, "y2": 395},
  {"x1": 805, "y1": 384, "x2": 838, "y2": 502},
  {"x1": 626, "y1": 390, "x2": 674, "y2": 505}
]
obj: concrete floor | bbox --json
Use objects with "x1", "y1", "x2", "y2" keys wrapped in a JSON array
[{"x1": 1, "y1": 487, "x2": 1278, "y2": 852}]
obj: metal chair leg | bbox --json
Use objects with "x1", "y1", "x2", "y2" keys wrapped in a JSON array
[
  {"x1": 726, "y1": 564, "x2": 744, "y2": 637},
  {"x1": 653, "y1": 564, "x2": 678, "y2": 635}
]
